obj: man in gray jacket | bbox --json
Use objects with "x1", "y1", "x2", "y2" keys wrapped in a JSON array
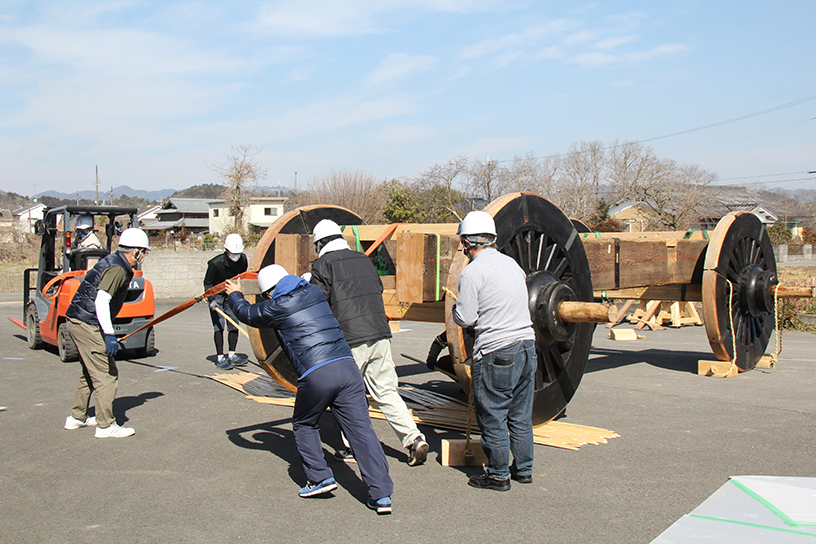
[
  {"x1": 452, "y1": 211, "x2": 537, "y2": 491},
  {"x1": 309, "y1": 219, "x2": 429, "y2": 466}
]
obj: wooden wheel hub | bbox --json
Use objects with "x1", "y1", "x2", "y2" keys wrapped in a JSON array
[
  {"x1": 528, "y1": 271, "x2": 575, "y2": 344},
  {"x1": 739, "y1": 265, "x2": 778, "y2": 318}
]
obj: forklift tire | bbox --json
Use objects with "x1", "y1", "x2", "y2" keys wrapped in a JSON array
[
  {"x1": 26, "y1": 304, "x2": 44, "y2": 350},
  {"x1": 135, "y1": 327, "x2": 155, "y2": 358},
  {"x1": 58, "y1": 322, "x2": 79, "y2": 362}
]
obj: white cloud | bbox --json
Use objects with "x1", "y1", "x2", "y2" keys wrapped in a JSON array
[
  {"x1": 596, "y1": 35, "x2": 637, "y2": 50},
  {"x1": 367, "y1": 53, "x2": 437, "y2": 85},
  {"x1": 460, "y1": 20, "x2": 573, "y2": 59}
]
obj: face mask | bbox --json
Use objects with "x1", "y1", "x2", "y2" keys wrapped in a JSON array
[{"x1": 227, "y1": 252, "x2": 241, "y2": 262}]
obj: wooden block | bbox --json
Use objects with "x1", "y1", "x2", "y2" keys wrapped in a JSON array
[
  {"x1": 388, "y1": 320, "x2": 400, "y2": 333},
  {"x1": 698, "y1": 360, "x2": 739, "y2": 377},
  {"x1": 440, "y1": 438, "x2": 489, "y2": 467},
  {"x1": 755, "y1": 355, "x2": 776, "y2": 369},
  {"x1": 609, "y1": 329, "x2": 639, "y2": 341}
]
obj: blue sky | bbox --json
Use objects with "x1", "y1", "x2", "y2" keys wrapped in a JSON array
[{"x1": 1, "y1": 0, "x2": 814, "y2": 197}]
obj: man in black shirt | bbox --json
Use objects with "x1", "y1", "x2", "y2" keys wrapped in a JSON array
[{"x1": 203, "y1": 233, "x2": 247, "y2": 369}]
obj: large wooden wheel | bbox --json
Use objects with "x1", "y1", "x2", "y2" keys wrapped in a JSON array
[
  {"x1": 248, "y1": 205, "x2": 364, "y2": 391},
  {"x1": 445, "y1": 193, "x2": 595, "y2": 425},
  {"x1": 702, "y1": 211, "x2": 778, "y2": 370}
]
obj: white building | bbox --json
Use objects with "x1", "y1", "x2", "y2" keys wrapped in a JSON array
[
  {"x1": 208, "y1": 197, "x2": 288, "y2": 236},
  {"x1": 13, "y1": 202, "x2": 47, "y2": 233}
]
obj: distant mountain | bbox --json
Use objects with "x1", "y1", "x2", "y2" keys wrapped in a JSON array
[
  {"x1": 171, "y1": 184, "x2": 292, "y2": 199},
  {"x1": 38, "y1": 185, "x2": 175, "y2": 203}
]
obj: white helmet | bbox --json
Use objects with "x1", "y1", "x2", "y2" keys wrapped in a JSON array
[
  {"x1": 118, "y1": 228, "x2": 150, "y2": 250},
  {"x1": 312, "y1": 219, "x2": 343, "y2": 244},
  {"x1": 224, "y1": 233, "x2": 244, "y2": 254},
  {"x1": 75, "y1": 215, "x2": 94, "y2": 230},
  {"x1": 257, "y1": 264, "x2": 288, "y2": 295},
  {"x1": 457, "y1": 211, "x2": 497, "y2": 237}
]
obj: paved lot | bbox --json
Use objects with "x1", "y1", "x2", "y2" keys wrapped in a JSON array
[{"x1": 1, "y1": 292, "x2": 815, "y2": 544}]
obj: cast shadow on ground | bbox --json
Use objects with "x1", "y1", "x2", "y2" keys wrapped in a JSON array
[
  {"x1": 226, "y1": 413, "x2": 404, "y2": 505},
  {"x1": 587, "y1": 346, "x2": 713, "y2": 374},
  {"x1": 112, "y1": 391, "x2": 164, "y2": 424}
]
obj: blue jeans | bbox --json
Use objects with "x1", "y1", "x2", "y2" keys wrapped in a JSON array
[{"x1": 471, "y1": 339, "x2": 536, "y2": 480}]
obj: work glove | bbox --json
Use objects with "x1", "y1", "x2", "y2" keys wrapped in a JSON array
[
  {"x1": 105, "y1": 334, "x2": 119, "y2": 357},
  {"x1": 210, "y1": 299, "x2": 218, "y2": 311},
  {"x1": 301, "y1": 272, "x2": 312, "y2": 282}
]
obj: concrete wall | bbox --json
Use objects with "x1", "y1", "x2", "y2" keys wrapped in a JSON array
[
  {"x1": 141, "y1": 250, "x2": 254, "y2": 299},
  {"x1": 773, "y1": 244, "x2": 813, "y2": 264}
]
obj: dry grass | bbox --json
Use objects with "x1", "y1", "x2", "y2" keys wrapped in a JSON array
[{"x1": 0, "y1": 262, "x2": 36, "y2": 293}]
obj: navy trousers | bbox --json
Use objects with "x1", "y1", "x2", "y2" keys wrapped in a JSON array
[{"x1": 292, "y1": 358, "x2": 393, "y2": 501}]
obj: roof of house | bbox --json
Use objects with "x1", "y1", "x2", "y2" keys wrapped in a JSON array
[
  {"x1": 141, "y1": 218, "x2": 210, "y2": 230},
  {"x1": 160, "y1": 198, "x2": 211, "y2": 214},
  {"x1": 208, "y1": 196, "x2": 288, "y2": 205},
  {"x1": 700, "y1": 186, "x2": 808, "y2": 220}
]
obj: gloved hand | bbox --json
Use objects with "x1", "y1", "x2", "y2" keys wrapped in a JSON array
[
  {"x1": 301, "y1": 272, "x2": 312, "y2": 282},
  {"x1": 105, "y1": 334, "x2": 119, "y2": 357},
  {"x1": 426, "y1": 357, "x2": 437, "y2": 371},
  {"x1": 209, "y1": 299, "x2": 218, "y2": 311}
]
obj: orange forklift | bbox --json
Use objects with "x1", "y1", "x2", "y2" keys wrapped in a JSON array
[{"x1": 10, "y1": 205, "x2": 156, "y2": 361}]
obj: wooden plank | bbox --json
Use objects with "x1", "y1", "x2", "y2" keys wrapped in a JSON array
[
  {"x1": 396, "y1": 233, "x2": 425, "y2": 303},
  {"x1": 582, "y1": 239, "x2": 617, "y2": 289},
  {"x1": 608, "y1": 329, "x2": 640, "y2": 341},
  {"x1": 440, "y1": 438, "x2": 488, "y2": 467},
  {"x1": 421, "y1": 234, "x2": 459, "y2": 302},
  {"x1": 698, "y1": 360, "x2": 739, "y2": 377},
  {"x1": 596, "y1": 284, "x2": 703, "y2": 301},
  {"x1": 619, "y1": 239, "x2": 669, "y2": 287},
  {"x1": 274, "y1": 234, "x2": 301, "y2": 276}
]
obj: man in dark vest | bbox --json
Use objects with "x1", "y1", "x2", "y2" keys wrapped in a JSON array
[
  {"x1": 63, "y1": 228, "x2": 150, "y2": 439},
  {"x1": 203, "y1": 233, "x2": 248, "y2": 369}
]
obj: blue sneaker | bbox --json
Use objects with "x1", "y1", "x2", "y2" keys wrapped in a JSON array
[
  {"x1": 367, "y1": 496, "x2": 392, "y2": 515},
  {"x1": 215, "y1": 356, "x2": 233, "y2": 370},
  {"x1": 227, "y1": 354, "x2": 247, "y2": 367},
  {"x1": 298, "y1": 477, "x2": 338, "y2": 497}
]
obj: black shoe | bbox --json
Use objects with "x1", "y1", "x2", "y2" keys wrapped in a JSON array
[
  {"x1": 468, "y1": 474, "x2": 510, "y2": 491},
  {"x1": 333, "y1": 448, "x2": 357, "y2": 464},
  {"x1": 407, "y1": 436, "x2": 429, "y2": 466},
  {"x1": 510, "y1": 465, "x2": 533, "y2": 484}
]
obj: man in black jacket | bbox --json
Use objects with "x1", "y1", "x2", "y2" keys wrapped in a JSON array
[
  {"x1": 225, "y1": 265, "x2": 394, "y2": 514},
  {"x1": 309, "y1": 219, "x2": 429, "y2": 466},
  {"x1": 203, "y1": 233, "x2": 247, "y2": 369}
]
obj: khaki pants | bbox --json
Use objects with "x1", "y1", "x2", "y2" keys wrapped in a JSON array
[
  {"x1": 350, "y1": 338, "x2": 422, "y2": 449},
  {"x1": 67, "y1": 318, "x2": 118, "y2": 429}
]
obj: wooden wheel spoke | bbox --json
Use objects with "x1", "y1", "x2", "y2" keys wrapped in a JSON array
[{"x1": 551, "y1": 255, "x2": 569, "y2": 279}]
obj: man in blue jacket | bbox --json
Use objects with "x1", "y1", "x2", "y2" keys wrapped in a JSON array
[{"x1": 225, "y1": 264, "x2": 394, "y2": 514}]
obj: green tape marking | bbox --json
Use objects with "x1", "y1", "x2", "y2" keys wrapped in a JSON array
[
  {"x1": 688, "y1": 515, "x2": 816, "y2": 537},
  {"x1": 731, "y1": 479, "x2": 816, "y2": 527}
]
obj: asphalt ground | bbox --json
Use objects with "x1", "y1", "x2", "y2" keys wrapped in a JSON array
[{"x1": 1, "y1": 292, "x2": 815, "y2": 544}]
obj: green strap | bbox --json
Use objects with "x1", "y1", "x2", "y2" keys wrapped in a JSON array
[
  {"x1": 350, "y1": 225, "x2": 362, "y2": 252},
  {"x1": 434, "y1": 233, "x2": 441, "y2": 301}
]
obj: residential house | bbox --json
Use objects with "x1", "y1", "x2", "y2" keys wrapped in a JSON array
[
  {"x1": 208, "y1": 196, "x2": 288, "y2": 236},
  {"x1": 693, "y1": 186, "x2": 807, "y2": 236},
  {"x1": 137, "y1": 204, "x2": 162, "y2": 228},
  {"x1": 141, "y1": 198, "x2": 210, "y2": 243},
  {"x1": 12, "y1": 202, "x2": 47, "y2": 233}
]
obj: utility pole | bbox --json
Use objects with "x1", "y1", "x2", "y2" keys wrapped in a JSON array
[
  {"x1": 95, "y1": 165, "x2": 100, "y2": 205},
  {"x1": 110, "y1": 187, "x2": 113, "y2": 205}
]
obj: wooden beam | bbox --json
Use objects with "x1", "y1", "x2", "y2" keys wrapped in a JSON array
[{"x1": 440, "y1": 438, "x2": 488, "y2": 467}]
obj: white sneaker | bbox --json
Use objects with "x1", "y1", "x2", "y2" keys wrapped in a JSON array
[
  {"x1": 65, "y1": 415, "x2": 97, "y2": 430},
  {"x1": 94, "y1": 423, "x2": 135, "y2": 438}
]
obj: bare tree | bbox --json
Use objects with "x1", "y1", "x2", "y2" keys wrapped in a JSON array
[
  {"x1": 208, "y1": 145, "x2": 269, "y2": 234},
  {"x1": 465, "y1": 157, "x2": 511, "y2": 206},
  {"x1": 411, "y1": 156, "x2": 470, "y2": 221},
  {"x1": 504, "y1": 151, "x2": 559, "y2": 199},
  {"x1": 624, "y1": 159, "x2": 716, "y2": 230},
  {"x1": 555, "y1": 141, "x2": 605, "y2": 220},
  {"x1": 300, "y1": 169, "x2": 388, "y2": 224}
]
